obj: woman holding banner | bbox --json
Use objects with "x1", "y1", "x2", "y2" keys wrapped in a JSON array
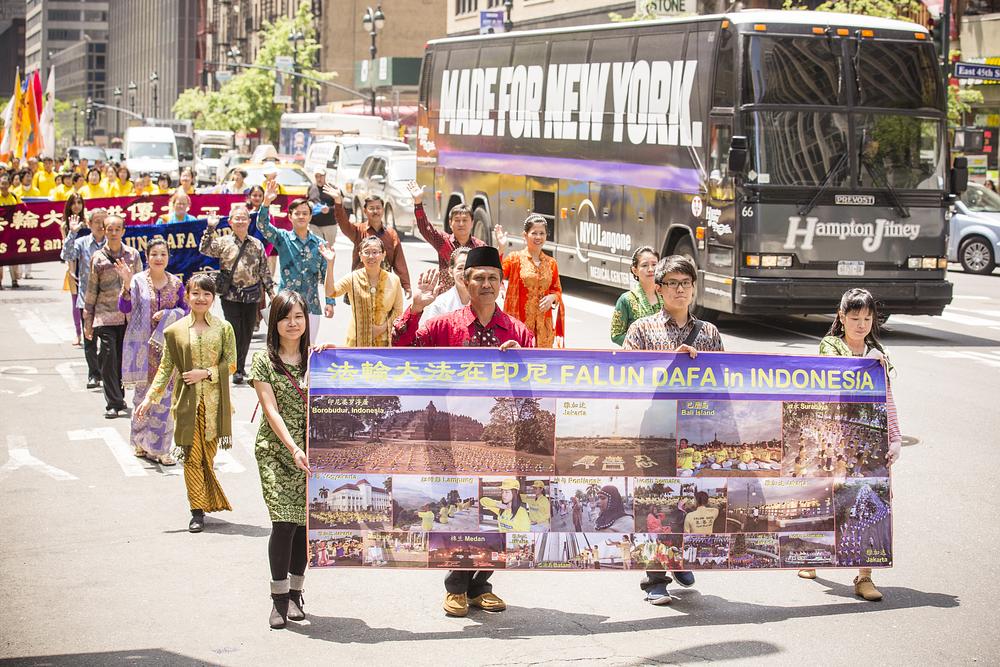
[
  {"x1": 319, "y1": 236, "x2": 404, "y2": 347},
  {"x1": 136, "y1": 273, "x2": 237, "y2": 532},
  {"x1": 116, "y1": 238, "x2": 188, "y2": 465},
  {"x1": 248, "y1": 290, "x2": 312, "y2": 629},
  {"x1": 494, "y1": 214, "x2": 565, "y2": 348},
  {"x1": 797, "y1": 287, "x2": 902, "y2": 602}
]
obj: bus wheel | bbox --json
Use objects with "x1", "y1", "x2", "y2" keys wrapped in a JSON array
[
  {"x1": 959, "y1": 235, "x2": 995, "y2": 274},
  {"x1": 673, "y1": 237, "x2": 718, "y2": 322},
  {"x1": 473, "y1": 206, "x2": 492, "y2": 246}
]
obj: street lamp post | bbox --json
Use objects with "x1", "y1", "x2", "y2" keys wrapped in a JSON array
[
  {"x1": 361, "y1": 5, "x2": 386, "y2": 116},
  {"x1": 113, "y1": 86, "x2": 122, "y2": 139},
  {"x1": 128, "y1": 80, "x2": 137, "y2": 119},
  {"x1": 149, "y1": 71, "x2": 159, "y2": 119},
  {"x1": 71, "y1": 102, "x2": 78, "y2": 145},
  {"x1": 503, "y1": 0, "x2": 513, "y2": 33},
  {"x1": 288, "y1": 30, "x2": 304, "y2": 112}
]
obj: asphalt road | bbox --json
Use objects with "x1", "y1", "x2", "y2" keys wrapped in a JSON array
[{"x1": 1, "y1": 236, "x2": 998, "y2": 665}]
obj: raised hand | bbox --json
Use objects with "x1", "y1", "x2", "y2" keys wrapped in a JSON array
[
  {"x1": 263, "y1": 178, "x2": 279, "y2": 205},
  {"x1": 411, "y1": 268, "x2": 439, "y2": 312},
  {"x1": 321, "y1": 183, "x2": 343, "y2": 204},
  {"x1": 405, "y1": 180, "x2": 423, "y2": 206},
  {"x1": 318, "y1": 242, "x2": 336, "y2": 263},
  {"x1": 206, "y1": 213, "x2": 220, "y2": 229},
  {"x1": 493, "y1": 224, "x2": 508, "y2": 248},
  {"x1": 68, "y1": 215, "x2": 84, "y2": 233},
  {"x1": 113, "y1": 258, "x2": 133, "y2": 286}
]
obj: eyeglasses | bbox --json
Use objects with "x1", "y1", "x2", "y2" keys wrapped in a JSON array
[
  {"x1": 360, "y1": 250, "x2": 383, "y2": 257},
  {"x1": 658, "y1": 279, "x2": 694, "y2": 290}
]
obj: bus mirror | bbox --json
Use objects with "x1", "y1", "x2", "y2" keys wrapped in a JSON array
[
  {"x1": 728, "y1": 136, "x2": 748, "y2": 174},
  {"x1": 951, "y1": 156, "x2": 968, "y2": 195}
]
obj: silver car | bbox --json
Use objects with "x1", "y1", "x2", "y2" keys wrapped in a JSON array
[
  {"x1": 351, "y1": 150, "x2": 418, "y2": 236},
  {"x1": 949, "y1": 182, "x2": 1000, "y2": 274}
]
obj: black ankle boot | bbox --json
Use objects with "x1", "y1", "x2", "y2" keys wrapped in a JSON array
[
  {"x1": 269, "y1": 593, "x2": 289, "y2": 629},
  {"x1": 188, "y1": 510, "x2": 205, "y2": 533},
  {"x1": 288, "y1": 590, "x2": 305, "y2": 621}
]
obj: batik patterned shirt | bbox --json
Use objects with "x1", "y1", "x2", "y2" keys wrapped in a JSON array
[
  {"x1": 255, "y1": 205, "x2": 327, "y2": 315},
  {"x1": 621, "y1": 310, "x2": 724, "y2": 352},
  {"x1": 199, "y1": 228, "x2": 274, "y2": 303}
]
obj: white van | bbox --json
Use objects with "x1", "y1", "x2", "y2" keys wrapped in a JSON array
[{"x1": 124, "y1": 126, "x2": 179, "y2": 183}]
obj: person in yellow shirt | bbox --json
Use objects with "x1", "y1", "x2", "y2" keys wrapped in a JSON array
[
  {"x1": 683, "y1": 491, "x2": 720, "y2": 534},
  {"x1": 79, "y1": 168, "x2": 110, "y2": 199},
  {"x1": 416, "y1": 504, "x2": 435, "y2": 531},
  {"x1": 114, "y1": 166, "x2": 135, "y2": 196},
  {"x1": 32, "y1": 157, "x2": 57, "y2": 197},
  {"x1": 712, "y1": 446, "x2": 731, "y2": 470},
  {"x1": 691, "y1": 448, "x2": 704, "y2": 471},
  {"x1": 152, "y1": 174, "x2": 173, "y2": 195},
  {"x1": 49, "y1": 172, "x2": 75, "y2": 201},
  {"x1": 480, "y1": 479, "x2": 531, "y2": 532},
  {"x1": 677, "y1": 438, "x2": 695, "y2": 476},
  {"x1": 437, "y1": 504, "x2": 450, "y2": 525},
  {"x1": 0, "y1": 173, "x2": 20, "y2": 205},
  {"x1": 76, "y1": 158, "x2": 89, "y2": 176},
  {"x1": 178, "y1": 168, "x2": 196, "y2": 195},
  {"x1": 520, "y1": 480, "x2": 551, "y2": 531},
  {"x1": 100, "y1": 163, "x2": 117, "y2": 192},
  {"x1": 737, "y1": 447, "x2": 758, "y2": 471},
  {"x1": 135, "y1": 172, "x2": 154, "y2": 195}
]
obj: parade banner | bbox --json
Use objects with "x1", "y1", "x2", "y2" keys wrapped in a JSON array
[
  {"x1": 307, "y1": 348, "x2": 893, "y2": 572},
  {"x1": 0, "y1": 194, "x2": 291, "y2": 269}
]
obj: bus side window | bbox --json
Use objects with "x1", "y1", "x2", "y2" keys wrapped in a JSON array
[
  {"x1": 713, "y1": 27, "x2": 735, "y2": 108},
  {"x1": 709, "y1": 124, "x2": 735, "y2": 201}
]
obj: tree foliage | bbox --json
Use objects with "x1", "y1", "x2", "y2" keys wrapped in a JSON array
[
  {"x1": 482, "y1": 398, "x2": 555, "y2": 455},
  {"x1": 172, "y1": 0, "x2": 327, "y2": 138}
]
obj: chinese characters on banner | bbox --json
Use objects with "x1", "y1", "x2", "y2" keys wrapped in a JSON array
[
  {"x1": 0, "y1": 194, "x2": 290, "y2": 271},
  {"x1": 307, "y1": 349, "x2": 892, "y2": 572}
]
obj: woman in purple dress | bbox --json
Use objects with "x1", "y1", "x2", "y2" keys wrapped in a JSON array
[{"x1": 116, "y1": 238, "x2": 188, "y2": 464}]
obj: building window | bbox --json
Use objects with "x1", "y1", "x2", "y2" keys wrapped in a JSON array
[
  {"x1": 965, "y1": 0, "x2": 1000, "y2": 14},
  {"x1": 456, "y1": 0, "x2": 479, "y2": 15},
  {"x1": 48, "y1": 29, "x2": 81, "y2": 41},
  {"x1": 48, "y1": 9, "x2": 81, "y2": 22}
]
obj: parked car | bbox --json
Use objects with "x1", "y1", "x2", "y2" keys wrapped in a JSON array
[
  {"x1": 351, "y1": 150, "x2": 418, "y2": 236},
  {"x1": 105, "y1": 148, "x2": 124, "y2": 163},
  {"x1": 303, "y1": 136, "x2": 410, "y2": 212},
  {"x1": 67, "y1": 146, "x2": 108, "y2": 165},
  {"x1": 123, "y1": 127, "x2": 179, "y2": 182},
  {"x1": 948, "y1": 182, "x2": 1000, "y2": 274},
  {"x1": 223, "y1": 162, "x2": 312, "y2": 196},
  {"x1": 216, "y1": 150, "x2": 252, "y2": 185},
  {"x1": 195, "y1": 144, "x2": 231, "y2": 186}
]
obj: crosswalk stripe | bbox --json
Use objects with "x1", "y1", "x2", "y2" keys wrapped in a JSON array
[
  {"x1": 67, "y1": 427, "x2": 148, "y2": 477},
  {"x1": 1, "y1": 435, "x2": 78, "y2": 481},
  {"x1": 948, "y1": 307, "x2": 1000, "y2": 318},
  {"x1": 56, "y1": 361, "x2": 88, "y2": 393},
  {"x1": 938, "y1": 311, "x2": 1000, "y2": 326}
]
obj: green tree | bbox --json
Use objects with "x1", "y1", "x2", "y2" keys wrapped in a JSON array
[{"x1": 172, "y1": 0, "x2": 328, "y2": 138}]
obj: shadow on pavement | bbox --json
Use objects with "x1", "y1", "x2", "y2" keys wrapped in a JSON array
[
  {"x1": 162, "y1": 519, "x2": 270, "y2": 538},
  {"x1": 638, "y1": 640, "x2": 782, "y2": 664},
  {"x1": 0, "y1": 649, "x2": 214, "y2": 666},
  {"x1": 284, "y1": 584, "x2": 958, "y2": 644}
]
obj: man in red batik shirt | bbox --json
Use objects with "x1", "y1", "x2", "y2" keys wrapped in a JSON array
[{"x1": 393, "y1": 246, "x2": 534, "y2": 616}]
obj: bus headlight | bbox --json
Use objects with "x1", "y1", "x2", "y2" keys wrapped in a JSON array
[
  {"x1": 921, "y1": 257, "x2": 937, "y2": 269},
  {"x1": 745, "y1": 254, "x2": 760, "y2": 267},
  {"x1": 907, "y1": 256, "x2": 947, "y2": 269},
  {"x1": 750, "y1": 254, "x2": 793, "y2": 268}
]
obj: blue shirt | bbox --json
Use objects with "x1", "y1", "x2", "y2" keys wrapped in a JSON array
[
  {"x1": 159, "y1": 213, "x2": 198, "y2": 223},
  {"x1": 254, "y1": 205, "x2": 327, "y2": 315},
  {"x1": 60, "y1": 229, "x2": 107, "y2": 309}
]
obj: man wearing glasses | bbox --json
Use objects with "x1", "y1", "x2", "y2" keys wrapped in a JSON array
[{"x1": 621, "y1": 255, "x2": 724, "y2": 605}]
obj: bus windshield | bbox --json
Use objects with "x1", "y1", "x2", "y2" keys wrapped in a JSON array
[{"x1": 742, "y1": 35, "x2": 944, "y2": 190}]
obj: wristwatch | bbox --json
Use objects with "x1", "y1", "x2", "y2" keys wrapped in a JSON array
[{"x1": 205, "y1": 367, "x2": 214, "y2": 382}]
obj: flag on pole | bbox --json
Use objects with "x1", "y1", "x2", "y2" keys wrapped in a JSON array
[
  {"x1": 0, "y1": 94, "x2": 14, "y2": 164},
  {"x1": 39, "y1": 67, "x2": 55, "y2": 159},
  {"x1": 25, "y1": 70, "x2": 43, "y2": 158},
  {"x1": 10, "y1": 69, "x2": 26, "y2": 160}
]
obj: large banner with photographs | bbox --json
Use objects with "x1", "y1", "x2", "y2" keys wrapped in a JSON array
[{"x1": 307, "y1": 348, "x2": 892, "y2": 572}]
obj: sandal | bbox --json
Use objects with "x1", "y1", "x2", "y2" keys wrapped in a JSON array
[
  {"x1": 134, "y1": 447, "x2": 147, "y2": 458},
  {"x1": 159, "y1": 453, "x2": 177, "y2": 466}
]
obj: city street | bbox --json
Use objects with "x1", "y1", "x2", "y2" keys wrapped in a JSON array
[{"x1": 1, "y1": 233, "x2": 999, "y2": 665}]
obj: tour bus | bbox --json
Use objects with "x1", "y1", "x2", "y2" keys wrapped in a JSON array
[{"x1": 416, "y1": 10, "x2": 967, "y2": 316}]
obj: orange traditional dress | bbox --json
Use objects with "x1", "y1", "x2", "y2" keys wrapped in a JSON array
[{"x1": 501, "y1": 249, "x2": 565, "y2": 348}]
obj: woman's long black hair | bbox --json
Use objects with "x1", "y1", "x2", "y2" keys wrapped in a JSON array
[
  {"x1": 827, "y1": 288, "x2": 884, "y2": 352},
  {"x1": 267, "y1": 289, "x2": 310, "y2": 379}
]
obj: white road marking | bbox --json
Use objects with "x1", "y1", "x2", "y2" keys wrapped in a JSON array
[
  {"x1": 921, "y1": 349, "x2": 1000, "y2": 368},
  {"x1": 938, "y1": 311, "x2": 1000, "y2": 326},
  {"x1": 67, "y1": 427, "x2": 148, "y2": 477},
  {"x1": 561, "y1": 293, "x2": 613, "y2": 318},
  {"x1": 56, "y1": 361, "x2": 89, "y2": 393},
  {"x1": 12, "y1": 306, "x2": 74, "y2": 344},
  {"x1": 951, "y1": 295, "x2": 990, "y2": 300},
  {"x1": 1, "y1": 436, "x2": 78, "y2": 481},
  {"x1": 948, "y1": 307, "x2": 1000, "y2": 318},
  {"x1": 214, "y1": 448, "x2": 246, "y2": 474}
]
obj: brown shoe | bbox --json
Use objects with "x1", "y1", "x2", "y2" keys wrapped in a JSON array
[
  {"x1": 798, "y1": 569, "x2": 817, "y2": 579},
  {"x1": 854, "y1": 576, "x2": 883, "y2": 601},
  {"x1": 443, "y1": 592, "x2": 468, "y2": 617},
  {"x1": 469, "y1": 592, "x2": 506, "y2": 612}
]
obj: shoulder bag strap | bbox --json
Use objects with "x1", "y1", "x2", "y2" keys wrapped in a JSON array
[{"x1": 682, "y1": 319, "x2": 704, "y2": 348}]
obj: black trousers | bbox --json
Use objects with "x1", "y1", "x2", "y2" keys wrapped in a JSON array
[
  {"x1": 95, "y1": 324, "x2": 126, "y2": 410},
  {"x1": 269, "y1": 522, "x2": 307, "y2": 581},
  {"x1": 82, "y1": 309, "x2": 99, "y2": 379},
  {"x1": 445, "y1": 570, "x2": 493, "y2": 597},
  {"x1": 221, "y1": 299, "x2": 258, "y2": 375}
]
